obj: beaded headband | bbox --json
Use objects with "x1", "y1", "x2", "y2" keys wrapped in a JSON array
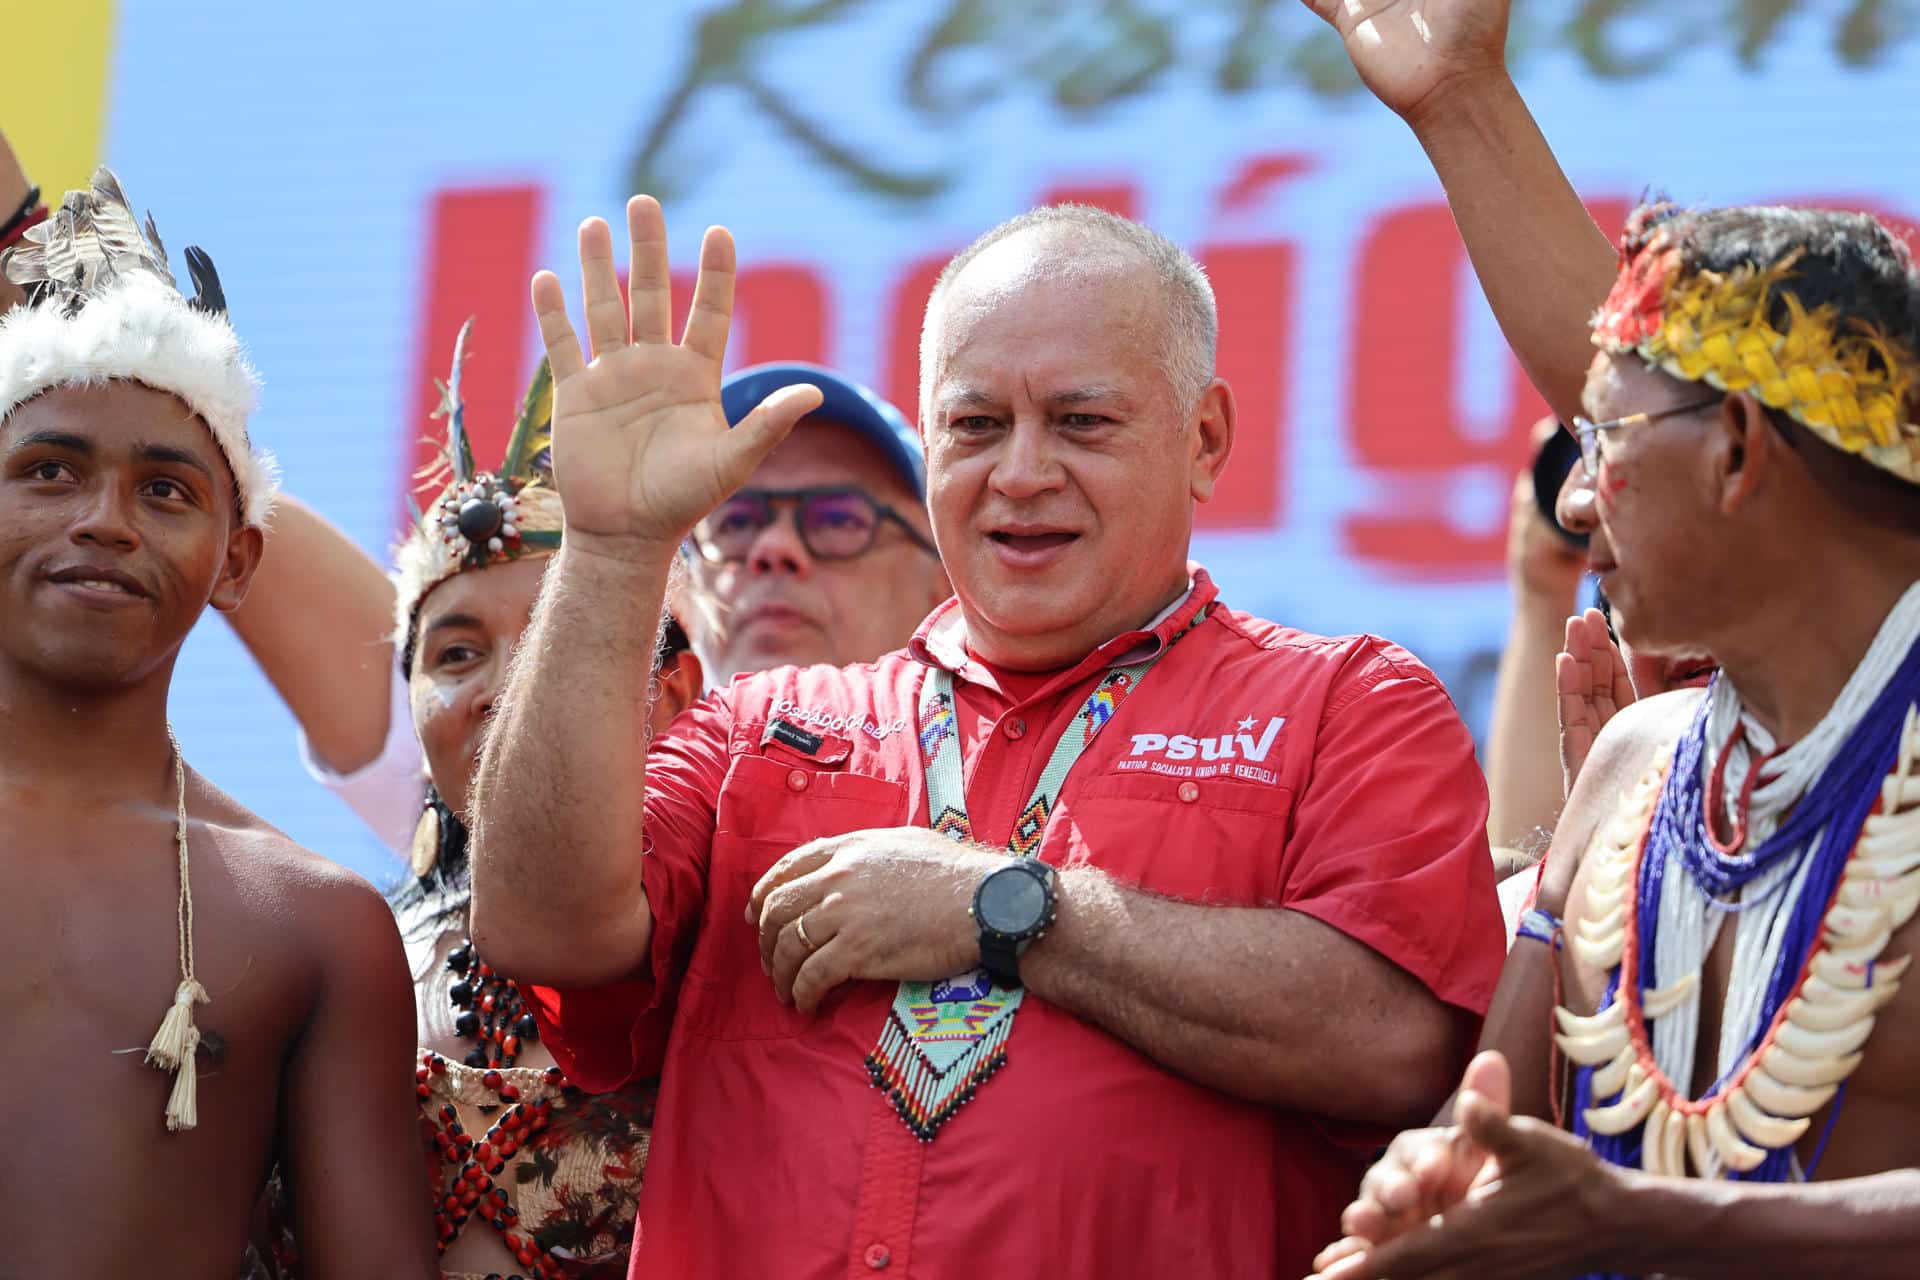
[
  {"x1": 1591, "y1": 210, "x2": 1920, "y2": 484},
  {"x1": 393, "y1": 320, "x2": 564, "y2": 662}
]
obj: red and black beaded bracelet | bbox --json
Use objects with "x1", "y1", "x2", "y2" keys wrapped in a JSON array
[{"x1": 0, "y1": 185, "x2": 48, "y2": 251}]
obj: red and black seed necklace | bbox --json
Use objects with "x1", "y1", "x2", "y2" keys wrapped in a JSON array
[{"x1": 445, "y1": 940, "x2": 542, "y2": 1068}]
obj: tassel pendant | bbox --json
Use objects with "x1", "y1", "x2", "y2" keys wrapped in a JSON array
[
  {"x1": 140, "y1": 730, "x2": 207, "y2": 1132},
  {"x1": 146, "y1": 978, "x2": 209, "y2": 1069},
  {"x1": 162, "y1": 1025, "x2": 202, "y2": 1132}
]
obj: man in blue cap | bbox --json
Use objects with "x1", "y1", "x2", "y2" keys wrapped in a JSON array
[{"x1": 686, "y1": 361, "x2": 948, "y2": 687}]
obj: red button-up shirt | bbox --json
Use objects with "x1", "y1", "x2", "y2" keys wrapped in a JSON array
[{"x1": 528, "y1": 567, "x2": 1501, "y2": 1279}]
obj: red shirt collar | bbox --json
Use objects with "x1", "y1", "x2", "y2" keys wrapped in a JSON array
[{"x1": 909, "y1": 563, "x2": 1219, "y2": 690}]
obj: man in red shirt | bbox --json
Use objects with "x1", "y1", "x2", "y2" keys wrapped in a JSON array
[{"x1": 470, "y1": 198, "x2": 1503, "y2": 1277}]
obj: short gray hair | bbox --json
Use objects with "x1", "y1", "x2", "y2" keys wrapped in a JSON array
[{"x1": 918, "y1": 204, "x2": 1218, "y2": 419}]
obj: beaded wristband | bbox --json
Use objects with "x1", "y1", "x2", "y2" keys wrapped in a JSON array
[{"x1": 1515, "y1": 906, "x2": 1563, "y2": 949}]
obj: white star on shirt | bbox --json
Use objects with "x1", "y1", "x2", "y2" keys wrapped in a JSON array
[{"x1": 1236, "y1": 716, "x2": 1256, "y2": 731}]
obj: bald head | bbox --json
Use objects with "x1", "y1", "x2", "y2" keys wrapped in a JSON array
[{"x1": 919, "y1": 205, "x2": 1217, "y2": 421}]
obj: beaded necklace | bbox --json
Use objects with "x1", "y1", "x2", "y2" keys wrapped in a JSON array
[
  {"x1": 408, "y1": 886, "x2": 575, "y2": 1276},
  {"x1": 1559, "y1": 615, "x2": 1920, "y2": 1204}
]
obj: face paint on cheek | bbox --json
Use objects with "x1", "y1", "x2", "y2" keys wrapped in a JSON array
[
  {"x1": 410, "y1": 679, "x2": 456, "y2": 728},
  {"x1": 1596, "y1": 457, "x2": 1629, "y2": 511}
]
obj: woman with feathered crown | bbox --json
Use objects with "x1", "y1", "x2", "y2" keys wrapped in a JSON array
[{"x1": 233, "y1": 320, "x2": 703, "y2": 1278}]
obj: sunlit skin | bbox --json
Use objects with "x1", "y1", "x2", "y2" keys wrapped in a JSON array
[
  {"x1": 0, "y1": 382, "x2": 260, "y2": 691},
  {"x1": 410, "y1": 555, "x2": 700, "y2": 816},
  {"x1": 0, "y1": 382, "x2": 434, "y2": 1277},
  {"x1": 684, "y1": 420, "x2": 947, "y2": 685},
  {"x1": 923, "y1": 229, "x2": 1234, "y2": 671},
  {"x1": 1555, "y1": 352, "x2": 1730, "y2": 665}
]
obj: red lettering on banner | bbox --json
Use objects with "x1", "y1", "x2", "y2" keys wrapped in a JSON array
[
  {"x1": 1197, "y1": 152, "x2": 1310, "y2": 530},
  {"x1": 1199, "y1": 243, "x2": 1291, "y2": 529},
  {"x1": 403, "y1": 185, "x2": 544, "y2": 515},
  {"x1": 885, "y1": 254, "x2": 950, "y2": 428},
  {"x1": 731, "y1": 264, "x2": 828, "y2": 367},
  {"x1": 1341, "y1": 198, "x2": 1627, "y2": 576},
  {"x1": 658, "y1": 266, "x2": 827, "y2": 369}
]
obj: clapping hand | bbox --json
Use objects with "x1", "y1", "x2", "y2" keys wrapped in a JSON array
[
  {"x1": 1310, "y1": 1052, "x2": 1623, "y2": 1279},
  {"x1": 1556, "y1": 608, "x2": 1635, "y2": 795}
]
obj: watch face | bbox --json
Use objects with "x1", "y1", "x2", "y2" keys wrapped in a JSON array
[{"x1": 978, "y1": 865, "x2": 1047, "y2": 934}]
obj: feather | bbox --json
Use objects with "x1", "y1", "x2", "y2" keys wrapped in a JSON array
[
  {"x1": 445, "y1": 319, "x2": 476, "y2": 482},
  {"x1": 143, "y1": 210, "x2": 168, "y2": 268},
  {"x1": 1, "y1": 167, "x2": 177, "y2": 304},
  {"x1": 183, "y1": 246, "x2": 227, "y2": 316},
  {"x1": 500, "y1": 356, "x2": 555, "y2": 482}
]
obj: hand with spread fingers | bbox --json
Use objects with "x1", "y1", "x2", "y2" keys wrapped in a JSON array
[
  {"x1": 746, "y1": 829, "x2": 1008, "y2": 1014},
  {"x1": 1300, "y1": 0, "x2": 1514, "y2": 126},
  {"x1": 1556, "y1": 607, "x2": 1636, "y2": 794},
  {"x1": 533, "y1": 196, "x2": 825, "y2": 558},
  {"x1": 1310, "y1": 1052, "x2": 1625, "y2": 1280}
]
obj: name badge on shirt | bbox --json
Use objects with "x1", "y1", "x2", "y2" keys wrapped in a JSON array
[{"x1": 761, "y1": 719, "x2": 853, "y2": 767}]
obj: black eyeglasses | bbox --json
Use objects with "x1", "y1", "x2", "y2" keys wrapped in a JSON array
[
  {"x1": 1569, "y1": 397, "x2": 1722, "y2": 478},
  {"x1": 690, "y1": 486, "x2": 938, "y2": 564}
]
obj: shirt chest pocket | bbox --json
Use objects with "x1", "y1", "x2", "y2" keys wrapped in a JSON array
[
  {"x1": 1051, "y1": 772, "x2": 1296, "y2": 906},
  {"x1": 680, "y1": 753, "x2": 910, "y2": 1041}
]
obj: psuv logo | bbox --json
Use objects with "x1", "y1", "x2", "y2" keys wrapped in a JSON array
[{"x1": 1129, "y1": 716, "x2": 1285, "y2": 763}]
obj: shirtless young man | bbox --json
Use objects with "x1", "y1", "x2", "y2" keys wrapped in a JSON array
[
  {"x1": 1301, "y1": 1, "x2": 1920, "y2": 1276},
  {"x1": 0, "y1": 171, "x2": 434, "y2": 1277}
]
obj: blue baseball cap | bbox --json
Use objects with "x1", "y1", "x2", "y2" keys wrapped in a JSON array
[{"x1": 720, "y1": 362, "x2": 925, "y2": 499}]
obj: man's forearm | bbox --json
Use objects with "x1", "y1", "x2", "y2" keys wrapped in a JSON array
[
  {"x1": 1021, "y1": 868, "x2": 1469, "y2": 1125},
  {"x1": 1409, "y1": 73, "x2": 1617, "y2": 426},
  {"x1": 1612, "y1": 1167, "x2": 1920, "y2": 1279},
  {"x1": 469, "y1": 540, "x2": 672, "y2": 984}
]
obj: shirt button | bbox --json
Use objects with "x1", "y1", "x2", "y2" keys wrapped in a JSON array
[
  {"x1": 787, "y1": 769, "x2": 810, "y2": 792},
  {"x1": 1003, "y1": 718, "x2": 1027, "y2": 740},
  {"x1": 864, "y1": 1243, "x2": 891, "y2": 1270},
  {"x1": 1177, "y1": 781, "x2": 1200, "y2": 803}
]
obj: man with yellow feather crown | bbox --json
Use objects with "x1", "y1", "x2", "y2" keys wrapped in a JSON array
[{"x1": 1299, "y1": 0, "x2": 1920, "y2": 1276}]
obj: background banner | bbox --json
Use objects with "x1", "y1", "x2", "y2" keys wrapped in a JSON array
[{"x1": 33, "y1": 0, "x2": 1920, "y2": 882}]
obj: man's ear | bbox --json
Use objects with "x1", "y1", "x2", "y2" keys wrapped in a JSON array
[
  {"x1": 207, "y1": 523, "x2": 265, "y2": 614},
  {"x1": 1711, "y1": 390, "x2": 1776, "y2": 516},
  {"x1": 1188, "y1": 379, "x2": 1235, "y2": 504},
  {"x1": 655, "y1": 648, "x2": 705, "y2": 725}
]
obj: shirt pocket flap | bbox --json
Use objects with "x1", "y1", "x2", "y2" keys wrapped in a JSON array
[{"x1": 1059, "y1": 772, "x2": 1296, "y2": 904}]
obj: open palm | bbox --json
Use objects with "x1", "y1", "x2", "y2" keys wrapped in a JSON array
[
  {"x1": 1556, "y1": 607, "x2": 1636, "y2": 794},
  {"x1": 530, "y1": 197, "x2": 823, "y2": 552},
  {"x1": 1299, "y1": 0, "x2": 1511, "y2": 122}
]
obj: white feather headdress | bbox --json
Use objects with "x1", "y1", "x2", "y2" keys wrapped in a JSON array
[{"x1": 0, "y1": 168, "x2": 276, "y2": 528}]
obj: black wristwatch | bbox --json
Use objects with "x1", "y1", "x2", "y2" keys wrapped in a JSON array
[{"x1": 970, "y1": 859, "x2": 1057, "y2": 988}]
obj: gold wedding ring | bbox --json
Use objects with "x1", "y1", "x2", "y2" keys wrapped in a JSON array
[{"x1": 795, "y1": 914, "x2": 817, "y2": 952}]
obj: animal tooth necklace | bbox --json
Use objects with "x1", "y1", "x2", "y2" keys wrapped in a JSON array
[{"x1": 1558, "y1": 582, "x2": 1920, "y2": 1249}]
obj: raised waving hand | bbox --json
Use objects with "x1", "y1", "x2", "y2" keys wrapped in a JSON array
[
  {"x1": 533, "y1": 196, "x2": 823, "y2": 556},
  {"x1": 1299, "y1": 0, "x2": 1512, "y2": 124}
]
